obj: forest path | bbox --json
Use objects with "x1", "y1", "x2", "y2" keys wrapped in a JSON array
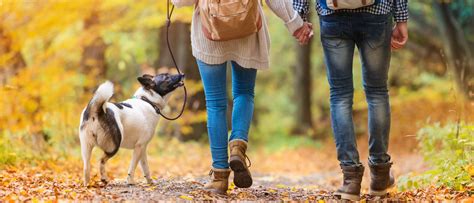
[{"x1": 2, "y1": 144, "x2": 470, "y2": 202}]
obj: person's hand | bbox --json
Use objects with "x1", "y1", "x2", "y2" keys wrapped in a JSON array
[
  {"x1": 391, "y1": 22, "x2": 408, "y2": 50},
  {"x1": 293, "y1": 22, "x2": 313, "y2": 45}
]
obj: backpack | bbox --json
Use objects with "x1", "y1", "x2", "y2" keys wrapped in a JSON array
[
  {"x1": 320, "y1": 0, "x2": 381, "y2": 10},
  {"x1": 198, "y1": 0, "x2": 262, "y2": 41}
]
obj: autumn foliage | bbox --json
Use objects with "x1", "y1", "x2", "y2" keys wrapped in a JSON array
[{"x1": 0, "y1": 0, "x2": 473, "y2": 202}]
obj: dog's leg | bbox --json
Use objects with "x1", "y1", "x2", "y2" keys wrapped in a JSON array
[
  {"x1": 80, "y1": 135, "x2": 93, "y2": 186},
  {"x1": 127, "y1": 144, "x2": 144, "y2": 185},
  {"x1": 139, "y1": 146, "x2": 153, "y2": 184},
  {"x1": 99, "y1": 153, "x2": 112, "y2": 183}
]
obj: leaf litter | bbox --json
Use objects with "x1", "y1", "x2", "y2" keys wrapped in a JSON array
[{"x1": 0, "y1": 161, "x2": 472, "y2": 202}]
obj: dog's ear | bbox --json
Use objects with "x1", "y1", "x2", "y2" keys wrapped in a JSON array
[
  {"x1": 137, "y1": 75, "x2": 154, "y2": 90},
  {"x1": 142, "y1": 74, "x2": 154, "y2": 79}
]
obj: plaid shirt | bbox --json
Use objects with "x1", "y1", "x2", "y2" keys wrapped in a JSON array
[{"x1": 293, "y1": 0, "x2": 409, "y2": 22}]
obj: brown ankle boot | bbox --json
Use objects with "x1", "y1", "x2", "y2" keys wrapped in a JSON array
[
  {"x1": 204, "y1": 168, "x2": 231, "y2": 195},
  {"x1": 369, "y1": 162, "x2": 395, "y2": 196},
  {"x1": 334, "y1": 164, "x2": 365, "y2": 201},
  {"x1": 229, "y1": 139, "x2": 253, "y2": 188}
]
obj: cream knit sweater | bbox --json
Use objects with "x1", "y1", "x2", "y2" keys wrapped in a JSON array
[{"x1": 171, "y1": 0, "x2": 304, "y2": 70}]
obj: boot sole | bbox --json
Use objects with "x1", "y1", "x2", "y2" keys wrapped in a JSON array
[
  {"x1": 333, "y1": 191, "x2": 361, "y2": 201},
  {"x1": 229, "y1": 156, "x2": 252, "y2": 188},
  {"x1": 369, "y1": 182, "x2": 396, "y2": 196},
  {"x1": 204, "y1": 188, "x2": 227, "y2": 195}
]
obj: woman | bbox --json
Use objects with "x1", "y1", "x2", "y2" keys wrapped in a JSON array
[{"x1": 171, "y1": 0, "x2": 311, "y2": 194}]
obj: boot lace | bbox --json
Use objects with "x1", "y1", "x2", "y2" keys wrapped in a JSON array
[{"x1": 245, "y1": 154, "x2": 252, "y2": 168}]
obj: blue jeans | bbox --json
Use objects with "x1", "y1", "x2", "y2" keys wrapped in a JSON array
[
  {"x1": 320, "y1": 13, "x2": 392, "y2": 166},
  {"x1": 197, "y1": 60, "x2": 257, "y2": 169}
]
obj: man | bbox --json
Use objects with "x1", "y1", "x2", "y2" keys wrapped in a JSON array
[{"x1": 292, "y1": 0, "x2": 408, "y2": 201}]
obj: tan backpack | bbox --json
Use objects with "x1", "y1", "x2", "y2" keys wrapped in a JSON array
[{"x1": 198, "y1": 0, "x2": 262, "y2": 41}]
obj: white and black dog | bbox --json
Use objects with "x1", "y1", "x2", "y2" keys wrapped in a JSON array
[{"x1": 79, "y1": 73, "x2": 184, "y2": 186}]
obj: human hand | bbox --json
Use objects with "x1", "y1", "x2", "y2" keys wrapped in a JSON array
[
  {"x1": 293, "y1": 22, "x2": 313, "y2": 45},
  {"x1": 391, "y1": 22, "x2": 408, "y2": 50}
]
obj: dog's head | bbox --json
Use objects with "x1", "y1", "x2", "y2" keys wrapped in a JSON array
[{"x1": 137, "y1": 73, "x2": 185, "y2": 96}]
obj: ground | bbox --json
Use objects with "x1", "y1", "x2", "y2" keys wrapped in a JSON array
[
  {"x1": 0, "y1": 139, "x2": 471, "y2": 202},
  {"x1": 1, "y1": 99, "x2": 473, "y2": 202}
]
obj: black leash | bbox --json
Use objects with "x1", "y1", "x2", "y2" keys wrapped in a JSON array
[{"x1": 150, "y1": 0, "x2": 186, "y2": 121}]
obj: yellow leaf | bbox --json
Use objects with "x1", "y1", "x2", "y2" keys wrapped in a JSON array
[
  {"x1": 276, "y1": 184, "x2": 286, "y2": 188},
  {"x1": 146, "y1": 186, "x2": 157, "y2": 191},
  {"x1": 70, "y1": 191, "x2": 77, "y2": 199},
  {"x1": 228, "y1": 182, "x2": 235, "y2": 190},
  {"x1": 467, "y1": 164, "x2": 474, "y2": 177},
  {"x1": 179, "y1": 195, "x2": 193, "y2": 200}
]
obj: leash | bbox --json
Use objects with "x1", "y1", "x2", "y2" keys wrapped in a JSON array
[{"x1": 151, "y1": 0, "x2": 187, "y2": 121}]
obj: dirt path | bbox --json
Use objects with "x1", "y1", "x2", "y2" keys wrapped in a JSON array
[
  {"x1": 2, "y1": 146, "x2": 470, "y2": 202},
  {"x1": 83, "y1": 151, "x2": 428, "y2": 201}
]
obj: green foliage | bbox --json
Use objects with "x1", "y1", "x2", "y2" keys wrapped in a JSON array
[
  {"x1": 398, "y1": 122, "x2": 474, "y2": 191},
  {"x1": 0, "y1": 131, "x2": 42, "y2": 167},
  {"x1": 0, "y1": 133, "x2": 17, "y2": 166}
]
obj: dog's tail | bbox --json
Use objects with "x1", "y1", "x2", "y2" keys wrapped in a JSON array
[{"x1": 89, "y1": 81, "x2": 114, "y2": 115}]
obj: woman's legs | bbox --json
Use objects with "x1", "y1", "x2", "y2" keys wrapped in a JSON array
[
  {"x1": 228, "y1": 61, "x2": 256, "y2": 188},
  {"x1": 229, "y1": 61, "x2": 257, "y2": 142},
  {"x1": 196, "y1": 59, "x2": 256, "y2": 170},
  {"x1": 197, "y1": 60, "x2": 229, "y2": 169}
]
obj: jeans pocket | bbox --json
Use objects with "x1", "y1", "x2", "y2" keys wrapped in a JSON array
[
  {"x1": 364, "y1": 21, "x2": 390, "y2": 49},
  {"x1": 320, "y1": 21, "x2": 344, "y2": 48}
]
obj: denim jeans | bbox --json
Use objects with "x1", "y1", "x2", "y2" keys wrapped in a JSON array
[
  {"x1": 196, "y1": 60, "x2": 257, "y2": 169},
  {"x1": 320, "y1": 13, "x2": 392, "y2": 166}
]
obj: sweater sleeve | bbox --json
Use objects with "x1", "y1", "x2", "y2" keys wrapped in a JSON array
[
  {"x1": 265, "y1": 0, "x2": 305, "y2": 34},
  {"x1": 171, "y1": 0, "x2": 196, "y2": 8}
]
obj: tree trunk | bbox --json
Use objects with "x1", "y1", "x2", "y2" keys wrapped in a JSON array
[
  {"x1": 292, "y1": 41, "x2": 314, "y2": 136},
  {"x1": 0, "y1": 25, "x2": 48, "y2": 150},
  {"x1": 0, "y1": 26, "x2": 26, "y2": 84},
  {"x1": 157, "y1": 22, "x2": 207, "y2": 141},
  {"x1": 80, "y1": 11, "x2": 107, "y2": 78},
  {"x1": 433, "y1": 1, "x2": 473, "y2": 100}
]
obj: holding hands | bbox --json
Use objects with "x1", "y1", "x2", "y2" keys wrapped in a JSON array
[
  {"x1": 293, "y1": 22, "x2": 314, "y2": 45},
  {"x1": 292, "y1": 21, "x2": 409, "y2": 49}
]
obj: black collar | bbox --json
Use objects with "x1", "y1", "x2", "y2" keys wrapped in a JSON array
[{"x1": 140, "y1": 96, "x2": 161, "y2": 115}]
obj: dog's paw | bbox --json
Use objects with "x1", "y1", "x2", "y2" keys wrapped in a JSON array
[
  {"x1": 100, "y1": 178, "x2": 109, "y2": 184},
  {"x1": 145, "y1": 178, "x2": 154, "y2": 185},
  {"x1": 127, "y1": 176, "x2": 135, "y2": 185}
]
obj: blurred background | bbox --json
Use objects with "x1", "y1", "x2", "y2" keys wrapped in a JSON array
[{"x1": 0, "y1": 0, "x2": 472, "y2": 198}]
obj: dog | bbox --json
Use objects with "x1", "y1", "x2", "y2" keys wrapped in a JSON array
[{"x1": 79, "y1": 73, "x2": 185, "y2": 186}]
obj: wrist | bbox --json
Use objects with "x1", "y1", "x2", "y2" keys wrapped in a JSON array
[{"x1": 395, "y1": 21, "x2": 408, "y2": 27}]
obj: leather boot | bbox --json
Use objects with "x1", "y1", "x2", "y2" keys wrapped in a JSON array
[
  {"x1": 334, "y1": 164, "x2": 365, "y2": 201},
  {"x1": 229, "y1": 139, "x2": 253, "y2": 188},
  {"x1": 204, "y1": 168, "x2": 231, "y2": 195},
  {"x1": 369, "y1": 162, "x2": 395, "y2": 196}
]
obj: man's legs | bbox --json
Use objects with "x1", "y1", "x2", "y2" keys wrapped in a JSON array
[
  {"x1": 320, "y1": 17, "x2": 361, "y2": 166},
  {"x1": 356, "y1": 15, "x2": 392, "y2": 165},
  {"x1": 320, "y1": 15, "x2": 365, "y2": 201},
  {"x1": 356, "y1": 14, "x2": 395, "y2": 196}
]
